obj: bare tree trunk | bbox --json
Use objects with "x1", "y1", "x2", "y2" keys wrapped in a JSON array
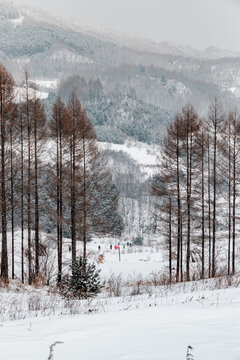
[
  {"x1": 0, "y1": 102, "x2": 8, "y2": 281},
  {"x1": 210, "y1": 99, "x2": 225, "y2": 277},
  {"x1": 59, "y1": 120, "x2": 63, "y2": 282},
  {"x1": 180, "y1": 221, "x2": 183, "y2": 282},
  {"x1": 169, "y1": 196, "x2": 172, "y2": 283},
  {"x1": 0, "y1": 64, "x2": 14, "y2": 282},
  {"x1": 56, "y1": 126, "x2": 60, "y2": 281},
  {"x1": 186, "y1": 127, "x2": 191, "y2": 281},
  {"x1": 51, "y1": 98, "x2": 65, "y2": 284},
  {"x1": 27, "y1": 113, "x2": 32, "y2": 284},
  {"x1": 34, "y1": 101, "x2": 40, "y2": 276},
  {"x1": 176, "y1": 117, "x2": 181, "y2": 283},
  {"x1": 208, "y1": 134, "x2": 211, "y2": 278},
  {"x1": 83, "y1": 137, "x2": 87, "y2": 261},
  {"x1": 20, "y1": 109, "x2": 25, "y2": 284},
  {"x1": 10, "y1": 120, "x2": 14, "y2": 279},
  {"x1": 232, "y1": 129, "x2": 236, "y2": 274},
  {"x1": 201, "y1": 131, "x2": 205, "y2": 279},
  {"x1": 227, "y1": 120, "x2": 231, "y2": 275},
  {"x1": 212, "y1": 108, "x2": 217, "y2": 278},
  {"x1": 70, "y1": 116, "x2": 76, "y2": 264},
  {"x1": 25, "y1": 73, "x2": 32, "y2": 285}
]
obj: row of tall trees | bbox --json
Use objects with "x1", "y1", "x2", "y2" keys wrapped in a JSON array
[
  {"x1": 0, "y1": 63, "x2": 122, "y2": 284},
  {"x1": 50, "y1": 95, "x2": 122, "y2": 283},
  {"x1": 152, "y1": 100, "x2": 240, "y2": 282}
]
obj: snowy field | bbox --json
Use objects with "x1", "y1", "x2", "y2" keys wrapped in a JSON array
[
  {"x1": 1, "y1": 232, "x2": 240, "y2": 359},
  {"x1": 99, "y1": 250, "x2": 164, "y2": 279},
  {"x1": 1, "y1": 283, "x2": 240, "y2": 359},
  {"x1": 3, "y1": 230, "x2": 164, "y2": 283},
  {"x1": 86, "y1": 237, "x2": 165, "y2": 280}
]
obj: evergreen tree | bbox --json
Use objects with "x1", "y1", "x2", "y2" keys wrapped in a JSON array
[{"x1": 60, "y1": 256, "x2": 102, "y2": 299}]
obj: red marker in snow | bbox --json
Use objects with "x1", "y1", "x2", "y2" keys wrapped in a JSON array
[{"x1": 115, "y1": 245, "x2": 121, "y2": 261}]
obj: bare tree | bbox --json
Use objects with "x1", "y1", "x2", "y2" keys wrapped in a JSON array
[
  {"x1": 208, "y1": 98, "x2": 224, "y2": 277},
  {"x1": 32, "y1": 95, "x2": 47, "y2": 276},
  {"x1": 181, "y1": 105, "x2": 201, "y2": 281},
  {"x1": 0, "y1": 63, "x2": 15, "y2": 282},
  {"x1": 49, "y1": 97, "x2": 67, "y2": 283},
  {"x1": 196, "y1": 120, "x2": 207, "y2": 279}
]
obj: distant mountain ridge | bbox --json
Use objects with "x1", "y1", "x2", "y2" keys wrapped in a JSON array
[
  {"x1": 0, "y1": 1, "x2": 239, "y2": 60},
  {"x1": 0, "y1": 1, "x2": 240, "y2": 145}
]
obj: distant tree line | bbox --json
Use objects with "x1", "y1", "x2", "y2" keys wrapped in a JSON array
[
  {"x1": 0, "y1": 62, "x2": 123, "y2": 284},
  {"x1": 152, "y1": 100, "x2": 240, "y2": 282}
]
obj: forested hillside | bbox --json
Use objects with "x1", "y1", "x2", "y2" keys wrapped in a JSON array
[{"x1": 1, "y1": 1, "x2": 240, "y2": 146}]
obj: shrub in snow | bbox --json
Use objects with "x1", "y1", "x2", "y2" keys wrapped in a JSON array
[
  {"x1": 133, "y1": 236, "x2": 143, "y2": 246},
  {"x1": 33, "y1": 273, "x2": 47, "y2": 288},
  {"x1": 60, "y1": 257, "x2": 102, "y2": 299},
  {"x1": 106, "y1": 273, "x2": 123, "y2": 297}
]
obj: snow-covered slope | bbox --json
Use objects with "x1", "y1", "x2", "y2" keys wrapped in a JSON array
[
  {"x1": 1, "y1": 280, "x2": 240, "y2": 359},
  {"x1": 100, "y1": 140, "x2": 160, "y2": 176}
]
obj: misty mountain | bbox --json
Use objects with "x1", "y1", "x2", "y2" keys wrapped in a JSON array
[{"x1": 0, "y1": 1, "x2": 239, "y2": 144}]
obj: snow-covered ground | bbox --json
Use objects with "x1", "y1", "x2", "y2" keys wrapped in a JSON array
[
  {"x1": 14, "y1": 86, "x2": 49, "y2": 102},
  {"x1": 33, "y1": 79, "x2": 59, "y2": 90},
  {"x1": 1, "y1": 229, "x2": 240, "y2": 359},
  {"x1": 4, "y1": 230, "x2": 164, "y2": 284},
  {"x1": 99, "y1": 249, "x2": 164, "y2": 279},
  {"x1": 100, "y1": 140, "x2": 160, "y2": 177},
  {"x1": 84, "y1": 236, "x2": 164, "y2": 280},
  {"x1": 100, "y1": 140, "x2": 159, "y2": 167},
  {"x1": 1, "y1": 282, "x2": 240, "y2": 359},
  {"x1": 50, "y1": 49, "x2": 94, "y2": 64}
]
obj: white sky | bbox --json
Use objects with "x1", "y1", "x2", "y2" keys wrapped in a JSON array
[{"x1": 11, "y1": 0, "x2": 240, "y2": 51}]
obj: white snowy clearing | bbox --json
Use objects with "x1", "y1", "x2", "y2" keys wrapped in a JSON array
[
  {"x1": 33, "y1": 79, "x2": 59, "y2": 90},
  {"x1": 10, "y1": 16, "x2": 24, "y2": 27},
  {"x1": 50, "y1": 49, "x2": 94, "y2": 64},
  {"x1": 99, "y1": 140, "x2": 160, "y2": 177},
  {"x1": 99, "y1": 140, "x2": 159, "y2": 167},
  {"x1": 1, "y1": 284, "x2": 240, "y2": 360},
  {"x1": 0, "y1": 231, "x2": 240, "y2": 360},
  {"x1": 14, "y1": 87, "x2": 49, "y2": 102}
]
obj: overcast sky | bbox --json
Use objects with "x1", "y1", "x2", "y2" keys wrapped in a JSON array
[{"x1": 11, "y1": 0, "x2": 240, "y2": 51}]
